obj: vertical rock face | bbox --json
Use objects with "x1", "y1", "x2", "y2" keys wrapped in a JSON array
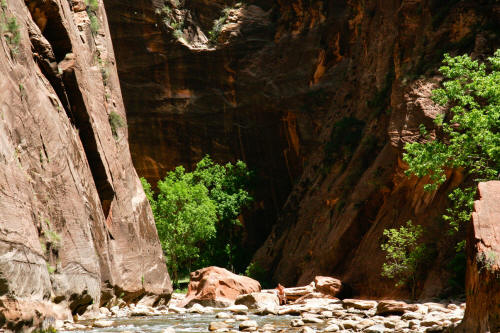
[
  {"x1": 0, "y1": 0, "x2": 171, "y2": 327},
  {"x1": 106, "y1": 0, "x2": 498, "y2": 298},
  {"x1": 459, "y1": 181, "x2": 500, "y2": 333}
]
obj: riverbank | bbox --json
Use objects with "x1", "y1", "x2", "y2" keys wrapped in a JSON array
[{"x1": 57, "y1": 292, "x2": 464, "y2": 332}]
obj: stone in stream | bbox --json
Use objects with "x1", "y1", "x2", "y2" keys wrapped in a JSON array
[
  {"x1": 227, "y1": 304, "x2": 249, "y2": 314},
  {"x1": 216, "y1": 312, "x2": 233, "y2": 319},
  {"x1": 291, "y1": 318, "x2": 305, "y2": 327},
  {"x1": 261, "y1": 324, "x2": 275, "y2": 331},
  {"x1": 301, "y1": 313, "x2": 324, "y2": 324},
  {"x1": 401, "y1": 311, "x2": 423, "y2": 320},
  {"x1": 209, "y1": 321, "x2": 232, "y2": 331},
  {"x1": 234, "y1": 315, "x2": 249, "y2": 321},
  {"x1": 364, "y1": 324, "x2": 389, "y2": 333},
  {"x1": 342, "y1": 299, "x2": 377, "y2": 310},
  {"x1": 235, "y1": 292, "x2": 279, "y2": 311},
  {"x1": 189, "y1": 303, "x2": 213, "y2": 314},
  {"x1": 162, "y1": 328, "x2": 176, "y2": 333},
  {"x1": 300, "y1": 326, "x2": 315, "y2": 333},
  {"x1": 239, "y1": 320, "x2": 258, "y2": 331},
  {"x1": 324, "y1": 323, "x2": 340, "y2": 332},
  {"x1": 376, "y1": 300, "x2": 418, "y2": 316},
  {"x1": 93, "y1": 320, "x2": 114, "y2": 328}
]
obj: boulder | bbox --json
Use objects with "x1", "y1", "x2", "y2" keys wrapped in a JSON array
[
  {"x1": 459, "y1": 181, "x2": 500, "y2": 332},
  {"x1": 376, "y1": 300, "x2": 418, "y2": 316},
  {"x1": 181, "y1": 267, "x2": 261, "y2": 308},
  {"x1": 313, "y1": 276, "x2": 342, "y2": 297},
  {"x1": 235, "y1": 293, "x2": 279, "y2": 311}
]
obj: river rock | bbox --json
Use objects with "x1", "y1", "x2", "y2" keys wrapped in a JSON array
[
  {"x1": 210, "y1": 321, "x2": 232, "y2": 331},
  {"x1": 324, "y1": 323, "x2": 340, "y2": 332},
  {"x1": 283, "y1": 283, "x2": 316, "y2": 302},
  {"x1": 93, "y1": 320, "x2": 114, "y2": 328},
  {"x1": 301, "y1": 313, "x2": 324, "y2": 324},
  {"x1": 189, "y1": 303, "x2": 213, "y2": 314},
  {"x1": 300, "y1": 327, "x2": 315, "y2": 333},
  {"x1": 235, "y1": 292, "x2": 279, "y2": 311},
  {"x1": 343, "y1": 299, "x2": 377, "y2": 310},
  {"x1": 216, "y1": 312, "x2": 233, "y2": 319},
  {"x1": 376, "y1": 300, "x2": 417, "y2": 316},
  {"x1": 228, "y1": 305, "x2": 249, "y2": 314},
  {"x1": 291, "y1": 319, "x2": 305, "y2": 327},
  {"x1": 313, "y1": 276, "x2": 342, "y2": 297},
  {"x1": 235, "y1": 315, "x2": 249, "y2": 321},
  {"x1": 131, "y1": 306, "x2": 154, "y2": 316},
  {"x1": 401, "y1": 311, "x2": 423, "y2": 320},
  {"x1": 181, "y1": 267, "x2": 260, "y2": 308},
  {"x1": 364, "y1": 324, "x2": 388, "y2": 333},
  {"x1": 239, "y1": 320, "x2": 258, "y2": 331}
]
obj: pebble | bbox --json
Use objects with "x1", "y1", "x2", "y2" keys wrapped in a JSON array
[{"x1": 291, "y1": 318, "x2": 304, "y2": 327}]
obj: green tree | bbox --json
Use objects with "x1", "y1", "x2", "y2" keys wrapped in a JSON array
[
  {"x1": 191, "y1": 156, "x2": 253, "y2": 272},
  {"x1": 403, "y1": 50, "x2": 500, "y2": 236},
  {"x1": 141, "y1": 168, "x2": 217, "y2": 285},
  {"x1": 381, "y1": 221, "x2": 427, "y2": 298},
  {"x1": 141, "y1": 155, "x2": 253, "y2": 282}
]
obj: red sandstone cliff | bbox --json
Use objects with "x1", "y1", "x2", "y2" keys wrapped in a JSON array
[
  {"x1": 104, "y1": 0, "x2": 499, "y2": 298},
  {"x1": 0, "y1": 0, "x2": 171, "y2": 328}
]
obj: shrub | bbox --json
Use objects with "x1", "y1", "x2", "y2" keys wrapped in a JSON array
[
  {"x1": 85, "y1": 0, "x2": 99, "y2": 35},
  {"x1": 108, "y1": 111, "x2": 125, "y2": 139},
  {"x1": 381, "y1": 221, "x2": 426, "y2": 298}
]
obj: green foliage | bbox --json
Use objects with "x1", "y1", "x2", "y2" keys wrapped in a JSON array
[
  {"x1": 403, "y1": 50, "x2": 499, "y2": 245},
  {"x1": 46, "y1": 263, "x2": 56, "y2": 275},
  {"x1": 208, "y1": 4, "x2": 243, "y2": 44},
  {"x1": 108, "y1": 111, "x2": 125, "y2": 139},
  {"x1": 403, "y1": 50, "x2": 500, "y2": 191},
  {"x1": 245, "y1": 261, "x2": 272, "y2": 289},
  {"x1": 1, "y1": 0, "x2": 6, "y2": 10},
  {"x1": 85, "y1": 0, "x2": 99, "y2": 12},
  {"x1": 2, "y1": 15, "x2": 20, "y2": 55},
  {"x1": 324, "y1": 117, "x2": 365, "y2": 167},
  {"x1": 85, "y1": 0, "x2": 99, "y2": 35},
  {"x1": 141, "y1": 169, "x2": 217, "y2": 285},
  {"x1": 381, "y1": 221, "x2": 426, "y2": 298},
  {"x1": 141, "y1": 155, "x2": 252, "y2": 284}
]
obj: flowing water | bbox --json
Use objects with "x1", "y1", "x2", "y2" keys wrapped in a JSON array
[{"x1": 61, "y1": 313, "x2": 298, "y2": 333}]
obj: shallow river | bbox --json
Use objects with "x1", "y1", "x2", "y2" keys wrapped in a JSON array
[{"x1": 61, "y1": 313, "x2": 298, "y2": 333}]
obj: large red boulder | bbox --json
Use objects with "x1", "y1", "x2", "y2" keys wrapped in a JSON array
[
  {"x1": 459, "y1": 181, "x2": 500, "y2": 332},
  {"x1": 181, "y1": 267, "x2": 261, "y2": 308},
  {"x1": 314, "y1": 276, "x2": 342, "y2": 296}
]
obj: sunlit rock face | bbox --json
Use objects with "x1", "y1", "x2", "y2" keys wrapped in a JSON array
[
  {"x1": 0, "y1": 0, "x2": 171, "y2": 327},
  {"x1": 105, "y1": 0, "x2": 499, "y2": 297}
]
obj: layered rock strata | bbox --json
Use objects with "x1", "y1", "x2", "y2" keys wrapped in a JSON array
[{"x1": 0, "y1": 0, "x2": 171, "y2": 328}]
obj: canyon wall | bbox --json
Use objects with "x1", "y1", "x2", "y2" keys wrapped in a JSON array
[
  {"x1": 0, "y1": 0, "x2": 171, "y2": 328},
  {"x1": 105, "y1": 0, "x2": 499, "y2": 298}
]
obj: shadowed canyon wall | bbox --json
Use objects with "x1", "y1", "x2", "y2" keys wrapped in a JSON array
[
  {"x1": 105, "y1": 0, "x2": 499, "y2": 298},
  {"x1": 0, "y1": 0, "x2": 171, "y2": 328}
]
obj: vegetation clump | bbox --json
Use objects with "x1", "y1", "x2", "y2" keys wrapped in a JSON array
[
  {"x1": 142, "y1": 155, "x2": 252, "y2": 285},
  {"x1": 381, "y1": 221, "x2": 427, "y2": 298},
  {"x1": 403, "y1": 50, "x2": 499, "y2": 238},
  {"x1": 384, "y1": 50, "x2": 499, "y2": 294},
  {"x1": 108, "y1": 111, "x2": 125, "y2": 139},
  {"x1": 85, "y1": 0, "x2": 99, "y2": 35}
]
